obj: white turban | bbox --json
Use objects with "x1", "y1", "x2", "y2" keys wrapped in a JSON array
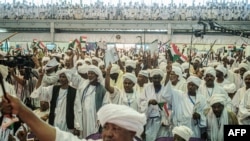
[
  {"x1": 243, "y1": 71, "x2": 250, "y2": 81},
  {"x1": 88, "y1": 65, "x2": 103, "y2": 83},
  {"x1": 45, "y1": 57, "x2": 59, "y2": 70},
  {"x1": 181, "y1": 62, "x2": 189, "y2": 71},
  {"x1": 215, "y1": 65, "x2": 227, "y2": 76},
  {"x1": 125, "y1": 60, "x2": 136, "y2": 69},
  {"x1": 84, "y1": 58, "x2": 92, "y2": 64},
  {"x1": 209, "y1": 94, "x2": 227, "y2": 106},
  {"x1": 78, "y1": 64, "x2": 89, "y2": 74},
  {"x1": 92, "y1": 57, "x2": 101, "y2": 63},
  {"x1": 0, "y1": 65, "x2": 8, "y2": 79},
  {"x1": 138, "y1": 70, "x2": 149, "y2": 78},
  {"x1": 172, "y1": 126, "x2": 193, "y2": 141},
  {"x1": 56, "y1": 68, "x2": 72, "y2": 82},
  {"x1": 204, "y1": 67, "x2": 216, "y2": 77},
  {"x1": 172, "y1": 66, "x2": 183, "y2": 80},
  {"x1": 187, "y1": 75, "x2": 201, "y2": 87},
  {"x1": 123, "y1": 73, "x2": 137, "y2": 84},
  {"x1": 97, "y1": 104, "x2": 146, "y2": 136},
  {"x1": 193, "y1": 57, "x2": 202, "y2": 63},
  {"x1": 150, "y1": 69, "x2": 164, "y2": 78},
  {"x1": 239, "y1": 63, "x2": 249, "y2": 71},
  {"x1": 75, "y1": 59, "x2": 85, "y2": 66},
  {"x1": 223, "y1": 83, "x2": 236, "y2": 93},
  {"x1": 110, "y1": 64, "x2": 120, "y2": 74}
]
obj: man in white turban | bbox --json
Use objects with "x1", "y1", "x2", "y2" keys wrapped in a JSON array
[
  {"x1": 74, "y1": 65, "x2": 108, "y2": 138},
  {"x1": 162, "y1": 68, "x2": 207, "y2": 139},
  {"x1": 172, "y1": 126, "x2": 193, "y2": 141},
  {"x1": 1, "y1": 95, "x2": 147, "y2": 141},
  {"x1": 140, "y1": 68, "x2": 171, "y2": 141},
  {"x1": 235, "y1": 71, "x2": 250, "y2": 124},
  {"x1": 205, "y1": 94, "x2": 238, "y2": 141},
  {"x1": 215, "y1": 64, "x2": 231, "y2": 88},
  {"x1": 198, "y1": 67, "x2": 233, "y2": 111},
  {"x1": 136, "y1": 70, "x2": 149, "y2": 94},
  {"x1": 105, "y1": 71, "x2": 141, "y2": 112},
  {"x1": 169, "y1": 65, "x2": 187, "y2": 92},
  {"x1": 30, "y1": 68, "x2": 80, "y2": 134},
  {"x1": 109, "y1": 64, "x2": 124, "y2": 90}
]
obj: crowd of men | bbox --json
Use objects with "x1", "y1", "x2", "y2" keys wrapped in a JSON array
[
  {"x1": 0, "y1": 1, "x2": 250, "y2": 21},
  {"x1": 0, "y1": 43, "x2": 250, "y2": 141}
]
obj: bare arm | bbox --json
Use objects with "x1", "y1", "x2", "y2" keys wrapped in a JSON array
[
  {"x1": 105, "y1": 63, "x2": 114, "y2": 93},
  {"x1": 2, "y1": 94, "x2": 56, "y2": 141}
]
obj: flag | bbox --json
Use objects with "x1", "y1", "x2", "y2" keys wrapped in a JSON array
[
  {"x1": 68, "y1": 38, "x2": 80, "y2": 50},
  {"x1": 168, "y1": 43, "x2": 188, "y2": 62},
  {"x1": 104, "y1": 47, "x2": 119, "y2": 69},
  {"x1": 33, "y1": 39, "x2": 47, "y2": 52},
  {"x1": 80, "y1": 36, "x2": 87, "y2": 51}
]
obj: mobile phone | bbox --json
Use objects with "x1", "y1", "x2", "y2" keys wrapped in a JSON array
[{"x1": 26, "y1": 132, "x2": 35, "y2": 141}]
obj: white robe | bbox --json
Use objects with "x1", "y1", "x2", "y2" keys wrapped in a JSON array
[
  {"x1": 162, "y1": 81, "x2": 207, "y2": 138},
  {"x1": 232, "y1": 86, "x2": 249, "y2": 114},
  {"x1": 75, "y1": 80, "x2": 109, "y2": 138},
  {"x1": 198, "y1": 82, "x2": 233, "y2": 111},
  {"x1": 237, "y1": 89, "x2": 250, "y2": 125},
  {"x1": 108, "y1": 87, "x2": 140, "y2": 112},
  {"x1": 30, "y1": 85, "x2": 80, "y2": 132},
  {"x1": 140, "y1": 83, "x2": 172, "y2": 141}
]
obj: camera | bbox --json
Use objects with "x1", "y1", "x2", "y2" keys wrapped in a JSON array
[{"x1": 0, "y1": 55, "x2": 35, "y2": 80}]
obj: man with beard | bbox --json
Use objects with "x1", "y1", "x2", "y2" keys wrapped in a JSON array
[
  {"x1": 140, "y1": 69, "x2": 171, "y2": 141},
  {"x1": 162, "y1": 63, "x2": 207, "y2": 139},
  {"x1": 30, "y1": 69, "x2": 80, "y2": 135},
  {"x1": 197, "y1": 67, "x2": 233, "y2": 110},
  {"x1": 234, "y1": 71, "x2": 250, "y2": 123},
  {"x1": 204, "y1": 94, "x2": 238, "y2": 141},
  {"x1": 1, "y1": 94, "x2": 146, "y2": 141},
  {"x1": 74, "y1": 65, "x2": 108, "y2": 138}
]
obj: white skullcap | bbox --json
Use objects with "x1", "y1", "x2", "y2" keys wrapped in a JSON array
[
  {"x1": 39, "y1": 92, "x2": 50, "y2": 102},
  {"x1": 159, "y1": 62, "x2": 167, "y2": 72},
  {"x1": 243, "y1": 71, "x2": 250, "y2": 81},
  {"x1": 110, "y1": 64, "x2": 120, "y2": 74},
  {"x1": 52, "y1": 53, "x2": 62, "y2": 59},
  {"x1": 120, "y1": 57, "x2": 126, "y2": 62},
  {"x1": 56, "y1": 68, "x2": 72, "y2": 82},
  {"x1": 204, "y1": 67, "x2": 216, "y2": 77},
  {"x1": 84, "y1": 58, "x2": 92, "y2": 64},
  {"x1": 75, "y1": 59, "x2": 85, "y2": 66},
  {"x1": 88, "y1": 65, "x2": 103, "y2": 83},
  {"x1": 123, "y1": 73, "x2": 137, "y2": 84},
  {"x1": 78, "y1": 64, "x2": 89, "y2": 74},
  {"x1": 92, "y1": 57, "x2": 101, "y2": 63},
  {"x1": 181, "y1": 62, "x2": 189, "y2": 71},
  {"x1": 97, "y1": 104, "x2": 146, "y2": 136},
  {"x1": 239, "y1": 63, "x2": 249, "y2": 71},
  {"x1": 233, "y1": 67, "x2": 239, "y2": 72},
  {"x1": 172, "y1": 62, "x2": 182, "y2": 69},
  {"x1": 42, "y1": 56, "x2": 50, "y2": 63},
  {"x1": 193, "y1": 57, "x2": 202, "y2": 63},
  {"x1": 0, "y1": 65, "x2": 8, "y2": 79},
  {"x1": 209, "y1": 94, "x2": 227, "y2": 106},
  {"x1": 215, "y1": 64, "x2": 227, "y2": 76},
  {"x1": 223, "y1": 83, "x2": 236, "y2": 93},
  {"x1": 138, "y1": 70, "x2": 149, "y2": 78},
  {"x1": 125, "y1": 60, "x2": 136, "y2": 69},
  {"x1": 172, "y1": 126, "x2": 193, "y2": 141},
  {"x1": 172, "y1": 66, "x2": 183, "y2": 80},
  {"x1": 45, "y1": 57, "x2": 59, "y2": 70},
  {"x1": 187, "y1": 75, "x2": 201, "y2": 87},
  {"x1": 150, "y1": 69, "x2": 164, "y2": 78}
]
